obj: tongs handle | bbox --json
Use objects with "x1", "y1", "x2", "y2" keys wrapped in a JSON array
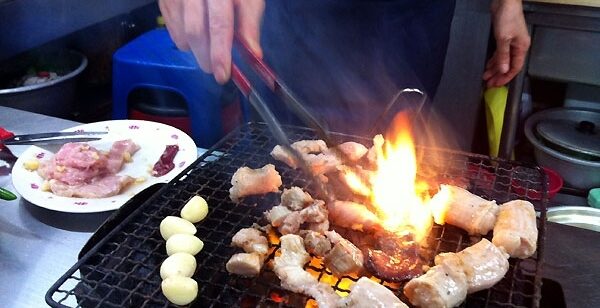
[
  {"x1": 231, "y1": 65, "x2": 333, "y2": 202},
  {"x1": 233, "y1": 35, "x2": 334, "y2": 147}
]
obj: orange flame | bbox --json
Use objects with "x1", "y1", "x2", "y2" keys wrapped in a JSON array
[
  {"x1": 341, "y1": 113, "x2": 432, "y2": 242},
  {"x1": 371, "y1": 113, "x2": 432, "y2": 242}
]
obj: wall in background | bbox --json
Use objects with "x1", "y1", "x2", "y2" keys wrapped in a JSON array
[{"x1": 0, "y1": 0, "x2": 154, "y2": 60}]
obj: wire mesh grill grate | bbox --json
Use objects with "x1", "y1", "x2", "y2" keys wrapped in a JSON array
[{"x1": 46, "y1": 122, "x2": 546, "y2": 308}]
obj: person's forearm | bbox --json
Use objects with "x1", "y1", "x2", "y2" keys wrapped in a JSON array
[{"x1": 491, "y1": 0, "x2": 523, "y2": 13}]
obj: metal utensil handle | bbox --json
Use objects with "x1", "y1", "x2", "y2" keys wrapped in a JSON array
[
  {"x1": 234, "y1": 35, "x2": 335, "y2": 145},
  {"x1": 231, "y1": 65, "x2": 333, "y2": 201}
]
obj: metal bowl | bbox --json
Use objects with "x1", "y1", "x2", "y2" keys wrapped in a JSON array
[
  {"x1": 524, "y1": 108, "x2": 600, "y2": 190},
  {"x1": 0, "y1": 49, "x2": 87, "y2": 118},
  {"x1": 547, "y1": 206, "x2": 600, "y2": 232}
]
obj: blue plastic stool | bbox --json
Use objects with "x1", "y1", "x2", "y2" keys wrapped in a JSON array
[{"x1": 113, "y1": 29, "x2": 225, "y2": 148}]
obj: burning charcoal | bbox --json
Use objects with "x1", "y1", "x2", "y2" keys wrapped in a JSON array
[
  {"x1": 324, "y1": 238, "x2": 364, "y2": 276},
  {"x1": 300, "y1": 230, "x2": 332, "y2": 257}
]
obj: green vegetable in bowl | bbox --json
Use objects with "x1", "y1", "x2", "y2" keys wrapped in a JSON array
[{"x1": 0, "y1": 187, "x2": 17, "y2": 201}]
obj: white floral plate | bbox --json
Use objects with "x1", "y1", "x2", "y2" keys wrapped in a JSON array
[{"x1": 11, "y1": 120, "x2": 197, "y2": 213}]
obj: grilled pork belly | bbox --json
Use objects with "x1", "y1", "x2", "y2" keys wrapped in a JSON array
[
  {"x1": 270, "y1": 140, "x2": 327, "y2": 169},
  {"x1": 279, "y1": 212, "x2": 303, "y2": 235},
  {"x1": 404, "y1": 261, "x2": 469, "y2": 308},
  {"x1": 339, "y1": 277, "x2": 409, "y2": 308},
  {"x1": 291, "y1": 139, "x2": 328, "y2": 154},
  {"x1": 336, "y1": 141, "x2": 368, "y2": 162},
  {"x1": 272, "y1": 199, "x2": 330, "y2": 235},
  {"x1": 429, "y1": 184, "x2": 499, "y2": 235},
  {"x1": 435, "y1": 238, "x2": 509, "y2": 293},
  {"x1": 301, "y1": 230, "x2": 332, "y2": 257},
  {"x1": 366, "y1": 134, "x2": 384, "y2": 166},
  {"x1": 265, "y1": 205, "x2": 292, "y2": 227},
  {"x1": 231, "y1": 227, "x2": 269, "y2": 255},
  {"x1": 229, "y1": 164, "x2": 282, "y2": 202},
  {"x1": 281, "y1": 186, "x2": 314, "y2": 211},
  {"x1": 274, "y1": 234, "x2": 340, "y2": 308},
  {"x1": 270, "y1": 140, "x2": 343, "y2": 176},
  {"x1": 271, "y1": 145, "x2": 299, "y2": 168},
  {"x1": 327, "y1": 200, "x2": 382, "y2": 232},
  {"x1": 492, "y1": 200, "x2": 538, "y2": 259},
  {"x1": 225, "y1": 252, "x2": 262, "y2": 277},
  {"x1": 324, "y1": 237, "x2": 364, "y2": 276}
]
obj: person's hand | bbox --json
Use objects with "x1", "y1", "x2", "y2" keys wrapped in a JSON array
[
  {"x1": 483, "y1": 0, "x2": 530, "y2": 88},
  {"x1": 158, "y1": 0, "x2": 265, "y2": 84}
]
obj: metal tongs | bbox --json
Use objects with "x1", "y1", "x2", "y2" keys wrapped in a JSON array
[
  {"x1": 1, "y1": 131, "x2": 107, "y2": 145},
  {"x1": 231, "y1": 35, "x2": 351, "y2": 201}
]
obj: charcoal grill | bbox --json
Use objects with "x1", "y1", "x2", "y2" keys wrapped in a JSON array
[{"x1": 46, "y1": 122, "x2": 547, "y2": 308}]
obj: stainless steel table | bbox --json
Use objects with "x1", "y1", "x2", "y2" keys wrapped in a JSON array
[{"x1": 0, "y1": 106, "x2": 113, "y2": 308}]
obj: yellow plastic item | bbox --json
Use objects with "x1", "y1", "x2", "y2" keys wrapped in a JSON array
[
  {"x1": 156, "y1": 16, "x2": 165, "y2": 28},
  {"x1": 484, "y1": 86, "x2": 508, "y2": 158}
]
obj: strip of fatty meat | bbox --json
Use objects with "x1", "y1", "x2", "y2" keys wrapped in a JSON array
[
  {"x1": 435, "y1": 238, "x2": 509, "y2": 293},
  {"x1": 339, "y1": 277, "x2": 408, "y2": 308},
  {"x1": 273, "y1": 234, "x2": 340, "y2": 308},
  {"x1": 492, "y1": 200, "x2": 538, "y2": 259},
  {"x1": 229, "y1": 164, "x2": 282, "y2": 202},
  {"x1": 327, "y1": 200, "x2": 382, "y2": 232},
  {"x1": 403, "y1": 261, "x2": 469, "y2": 308},
  {"x1": 429, "y1": 184, "x2": 499, "y2": 235}
]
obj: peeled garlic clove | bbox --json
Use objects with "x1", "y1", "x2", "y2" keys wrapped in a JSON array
[
  {"x1": 160, "y1": 216, "x2": 197, "y2": 240},
  {"x1": 160, "y1": 252, "x2": 197, "y2": 280},
  {"x1": 181, "y1": 195, "x2": 209, "y2": 223},
  {"x1": 166, "y1": 234, "x2": 204, "y2": 256},
  {"x1": 161, "y1": 276, "x2": 198, "y2": 306}
]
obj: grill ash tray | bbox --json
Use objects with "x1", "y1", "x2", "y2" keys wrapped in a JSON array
[{"x1": 46, "y1": 122, "x2": 547, "y2": 308}]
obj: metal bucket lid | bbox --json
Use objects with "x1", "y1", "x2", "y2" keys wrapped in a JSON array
[
  {"x1": 536, "y1": 118, "x2": 600, "y2": 160},
  {"x1": 547, "y1": 206, "x2": 600, "y2": 232}
]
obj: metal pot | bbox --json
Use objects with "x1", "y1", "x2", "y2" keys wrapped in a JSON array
[
  {"x1": 524, "y1": 107, "x2": 600, "y2": 190},
  {"x1": 0, "y1": 49, "x2": 87, "y2": 118}
]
